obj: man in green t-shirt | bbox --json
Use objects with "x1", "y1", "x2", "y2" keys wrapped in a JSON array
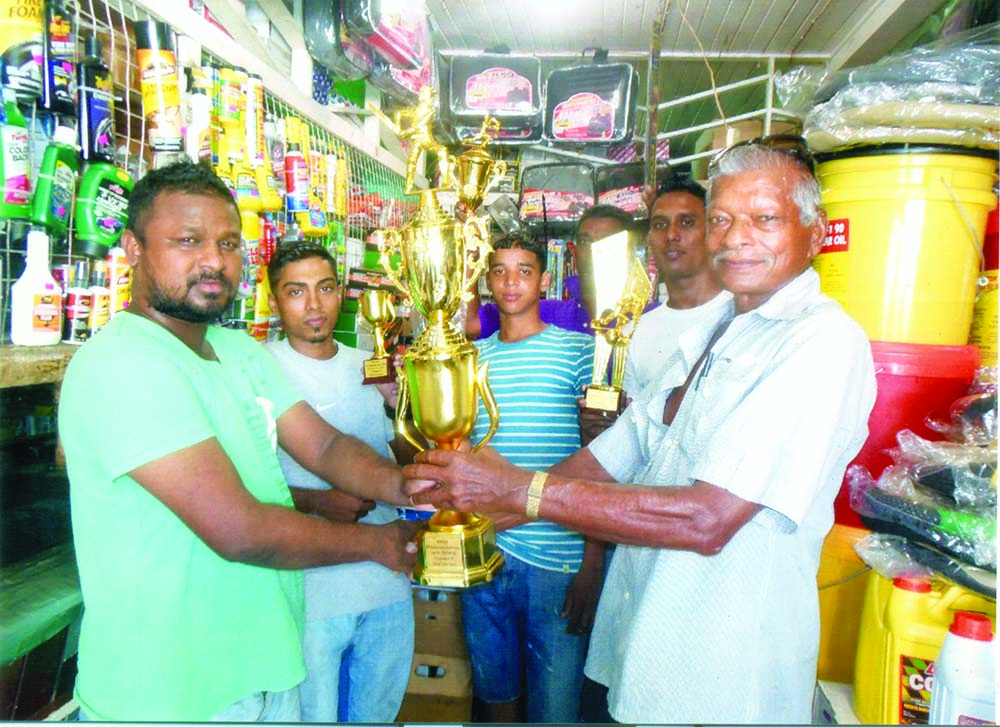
[{"x1": 58, "y1": 161, "x2": 420, "y2": 722}]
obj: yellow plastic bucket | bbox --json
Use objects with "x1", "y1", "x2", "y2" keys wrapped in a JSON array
[{"x1": 815, "y1": 146, "x2": 998, "y2": 345}]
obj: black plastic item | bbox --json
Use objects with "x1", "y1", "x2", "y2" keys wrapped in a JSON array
[
  {"x1": 342, "y1": 0, "x2": 427, "y2": 70},
  {"x1": 77, "y1": 36, "x2": 116, "y2": 163},
  {"x1": 518, "y1": 162, "x2": 595, "y2": 224},
  {"x1": 448, "y1": 53, "x2": 542, "y2": 122},
  {"x1": 899, "y1": 538, "x2": 997, "y2": 599},
  {"x1": 544, "y1": 62, "x2": 638, "y2": 145},
  {"x1": 133, "y1": 18, "x2": 172, "y2": 52},
  {"x1": 913, "y1": 462, "x2": 997, "y2": 506},
  {"x1": 303, "y1": 0, "x2": 372, "y2": 81},
  {"x1": 594, "y1": 162, "x2": 674, "y2": 218}
]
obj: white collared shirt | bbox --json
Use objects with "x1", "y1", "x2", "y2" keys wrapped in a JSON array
[{"x1": 586, "y1": 268, "x2": 876, "y2": 724}]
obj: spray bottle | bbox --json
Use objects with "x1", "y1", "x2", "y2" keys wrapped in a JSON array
[
  {"x1": 78, "y1": 35, "x2": 115, "y2": 163},
  {"x1": 290, "y1": 118, "x2": 328, "y2": 237},
  {"x1": 134, "y1": 20, "x2": 182, "y2": 156},
  {"x1": 246, "y1": 73, "x2": 282, "y2": 212},
  {"x1": 11, "y1": 228, "x2": 63, "y2": 345},
  {"x1": 183, "y1": 66, "x2": 211, "y2": 164},
  {"x1": 106, "y1": 245, "x2": 131, "y2": 315},
  {"x1": 0, "y1": 86, "x2": 31, "y2": 219}
]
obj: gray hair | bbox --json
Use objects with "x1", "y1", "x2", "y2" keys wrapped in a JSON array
[{"x1": 706, "y1": 145, "x2": 822, "y2": 226}]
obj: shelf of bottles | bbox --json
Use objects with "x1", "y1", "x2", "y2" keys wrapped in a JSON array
[{"x1": 0, "y1": 0, "x2": 409, "y2": 348}]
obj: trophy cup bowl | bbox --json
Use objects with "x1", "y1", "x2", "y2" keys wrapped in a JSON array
[
  {"x1": 455, "y1": 147, "x2": 508, "y2": 212},
  {"x1": 359, "y1": 289, "x2": 398, "y2": 385}
]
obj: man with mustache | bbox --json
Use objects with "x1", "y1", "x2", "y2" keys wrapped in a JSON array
[
  {"x1": 403, "y1": 139, "x2": 878, "y2": 724},
  {"x1": 58, "y1": 161, "x2": 420, "y2": 722}
]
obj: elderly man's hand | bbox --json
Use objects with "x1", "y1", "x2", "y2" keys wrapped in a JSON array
[
  {"x1": 402, "y1": 445, "x2": 525, "y2": 514},
  {"x1": 373, "y1": 520, "x2": 422, "y2": 575}
]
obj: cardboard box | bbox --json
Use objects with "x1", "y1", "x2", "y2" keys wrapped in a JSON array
[
  {"x1": 412, "y1": 586, "x2": 462, "y2": 625},
  {"x1": 395, "y1": 653, "x2": 473, "y2": 723},
  {"x1": 710, "y1": 119, "x2": 801, "y2": 150},
  {"x1": 414, "y1": 612, "x2": 469, "y2": 660}
]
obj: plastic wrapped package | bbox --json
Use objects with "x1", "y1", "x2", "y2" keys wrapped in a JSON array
[
  {"x1": 302, "y1": 0, "x2": 372, "y2": 81},
  {"x1": 801, "y1": 22, "x2": 1000, "y2": 152},
  {"x1": 343, "y1": 0, "x2": 429, "y2": 70},
  {"x1": 518, "y1": 162, "x2": 595, "y2": 223},
  {"x1": 774, "y1": 64, "x2": 828, "y2": 115},
  {"x1": 855, "y1": 533, "x2": 996, "y2": 599},
  {"x1": 849, "y1": 464, "x2": 997, "y2": 571}
]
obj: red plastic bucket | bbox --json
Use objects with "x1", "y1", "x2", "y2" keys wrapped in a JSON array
[{"x1": 834, "y1": 341, "x2": 981, "y2": 527}]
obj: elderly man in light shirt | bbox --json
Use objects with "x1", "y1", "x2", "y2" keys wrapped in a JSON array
[{"x1": 401, "y1": 136, "x2": 877, "y2": 724}]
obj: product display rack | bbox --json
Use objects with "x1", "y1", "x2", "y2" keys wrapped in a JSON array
[{"x1": 0, "y1": 0, "x2": 411, "y2": 349}]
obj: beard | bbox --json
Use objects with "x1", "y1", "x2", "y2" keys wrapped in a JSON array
[{"x1": 148, "y1": 273, "x2": 236, "y2": 323}]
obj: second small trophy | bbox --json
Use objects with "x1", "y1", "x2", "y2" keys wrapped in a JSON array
[{"x1": 359, "y1": 289, "x2": 399, "y2": 385}]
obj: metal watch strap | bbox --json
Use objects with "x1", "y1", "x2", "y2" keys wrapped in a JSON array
[{"x1": 525, "y1": 471, "x2": 548, "y2": 519}]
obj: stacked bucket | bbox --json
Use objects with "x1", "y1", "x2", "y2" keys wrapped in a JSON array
[{"x1": 813, "y1": 145, "x2": 999, "y2": 526}]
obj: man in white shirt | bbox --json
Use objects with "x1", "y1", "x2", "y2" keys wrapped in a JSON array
[
  {"x1": 265, "y1": 242, "x2": 414, "y2": 723},
  {"x1": 402, "y1": 138, "x2": 877, "y2": 724},
  {"x1": 622, "y1": 176, "x2": 731, "y2": 396}
]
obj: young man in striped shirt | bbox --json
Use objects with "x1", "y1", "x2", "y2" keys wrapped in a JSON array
[{"x1": 462, "y1": 234, "x2": 602, "y2": 723}]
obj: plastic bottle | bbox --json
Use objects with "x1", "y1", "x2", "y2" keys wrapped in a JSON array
[
  {"x1": 29, "y1": 125, "x2": 79, "y2": 238},
  {"x1": 106, "y1": 245, "x2": 131, "y2": 315},
  {"x1": 77, "y1": 35, "x2": 116, "y2": 163},
  {"x1": 134, "y1": 19, "x2": 181, "y2": 153},
  {"x1": 73, "y1": 163, "x2": 133, "y2": 258},
  {"x1": 853, "y1": 573, "x2": 996, "y2": 725},
  {"x1": 41, "y1": 0, "x2": 75, "y2": 117},
  {"x1": 0, "y1": 86, "x2": 31, "y2": 219},
  {"x1": 87, "y1": 258, "x2": 110, "y2": 333},
  {"x1": 0, "y1": 0, "x2": 44, "y2": 104},
  {"x1": 284, "y1": 142, "x2": 308, "y2": 213},
  {"x1": 183, "y1": 67, "x2": 211, "y2": 164},
  {"x1": 928, "y1": 611, "x2": 995, "y2": 725},
  {"x1": 11, "y1": 228, "x2": 63, "y2": 345}
]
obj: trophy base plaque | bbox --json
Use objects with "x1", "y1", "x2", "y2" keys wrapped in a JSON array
[
  {"x1": 413, "y1": 509, "x2": 505, "y2": 588},
  {"x1": 583, "y1": 385, "x2": 625, "y2": 414},
  {"x1": 362, "y1": 357, "x2": 396, "y2": 385}
]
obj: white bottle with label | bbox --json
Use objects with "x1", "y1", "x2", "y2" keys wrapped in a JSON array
[
  {"x1": 11, "y1": 229, "x2": 64, "y2": 345},
  {"x1": 928, "y1": 610, "x2": 996, "y2": 725}
]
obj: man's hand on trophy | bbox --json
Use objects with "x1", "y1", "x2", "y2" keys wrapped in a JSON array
[
  {"x1": 374, "y1": 352, "x2": 405, "y2": 409},
  {"x1": 576, "y1": 386, "x2": 631, "y2": 446},
  {"x1": 373, "y1": 519, "x2": 422, "y2": 576},
  {"x1": 402, "y1": 445, "x2": 527, "y2": 515}
]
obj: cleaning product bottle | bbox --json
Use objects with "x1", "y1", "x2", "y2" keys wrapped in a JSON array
[
  {"x1": 1, "y1": 86, "x2": 31, "y2": 219},
  {"x1": 0, "y1": 0, "x2": 44, "y2": 104},
  {"x1": 246, "y1": 73, "x2": 282, "y2": 212},
  {"x1": 87, "y1": 257, "x2": 110, "y2": 333},
  {"x1": 183, "y1": 66, "x2": 211, "y2": 164},
  {"x1": 11, "y1": 228, "x2": 63, "y2": 345},
  {"x1": 73, "y1": 162, "x2": 133, "y2": 258},
  {"x1": 283, "y1": 140, "x2": 308, "y2": 214},
  {"x1": 77, "y1": 35, "x2": 115, "y2": 163},
  {"x1": 928, "y1": 610, "x2": 996, "y2": 725},
  {"x1": 106, "y1": 245, "x2": 130, "y2": 315},
  {"x1": 853, "y1": 572, "x2": 996, "y2": 725},
  {"x1": 41, "y1": 0, "x2": 75, "y2": 118},
  {"x1": 296, "y1": 123, "x2": 328, "y2": 236},
  {"x1": 134, "y1": 19, "x2": 181, "y2": 155},
  {"x1": 29, "y1": 124, "x2": 79, "y2": 239}
]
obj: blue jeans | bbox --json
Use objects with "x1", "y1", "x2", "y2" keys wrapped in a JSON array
[
  {"x1": 78, "y1": 686, "x2": 300, "y2": 722},
  {"x1": 461, "y1": 555, "x2": 589, "y2": 723},
  {"x1": 299, "y1": 598, "x2": 414, "y2": 723}
]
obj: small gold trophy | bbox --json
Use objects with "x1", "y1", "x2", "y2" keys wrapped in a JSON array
[
  {"x1": 583, "y1": 230, "x2": 652, "y2": 413},
  {"x1": 374, "y1": 88, "x2": 505, "y2": 588},
  {"x1": 359, "y1": 289, "x2": 399, "y2": 385},
  {"x1": 455, "y1": 117, "x2": 507, "y2": 211}
]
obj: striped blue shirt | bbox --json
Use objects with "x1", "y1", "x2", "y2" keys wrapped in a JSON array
[{"x1": 472, "y1": 325, "x2": 594, "y2": 572}]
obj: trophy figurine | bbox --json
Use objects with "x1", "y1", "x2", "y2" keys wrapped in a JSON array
[
  {"x1": 455, "y1": 117, "x2": 507, "y2": 212},
  {"x1": 583, "y1": 230, "x2": 652, "y2": 413},
  {"x1": 373, "y1": 87, "x2": 505, "y2": 588},
  {"x1": 359, "y1": 289, "x2": 399, "y2": 385}
]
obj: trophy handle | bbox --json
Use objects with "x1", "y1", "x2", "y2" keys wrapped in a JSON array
[
  {"x1": 377, "y1": 229, "x2": 412, "y2": 303},
  {"x1": 470, "y1": 362, "x2": 499, "y2": 453},
  {"x1": 394, "y1": 373, "x2": 428, "y2": 453}
]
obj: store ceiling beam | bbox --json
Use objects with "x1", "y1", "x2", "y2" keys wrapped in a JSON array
[{"x1": 826, "y1": 0, "x2": 952, "y2": 70}]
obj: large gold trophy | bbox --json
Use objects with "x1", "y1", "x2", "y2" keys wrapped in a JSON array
[
  {"x1": 373, "y1": 88, "x2": 506, "y2": 587},
  {"x1": 583, "y1": 231, "x2": 652, "y2": 413}
]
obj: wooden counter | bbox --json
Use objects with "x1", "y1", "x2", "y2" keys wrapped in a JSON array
[{"x1": 0, "y1": 344, "x2": 79, "y2": 390}]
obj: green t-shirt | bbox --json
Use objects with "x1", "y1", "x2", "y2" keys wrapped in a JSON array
[{"x1": 58, "y1": 312, "x2": 306, "y2": 721}]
